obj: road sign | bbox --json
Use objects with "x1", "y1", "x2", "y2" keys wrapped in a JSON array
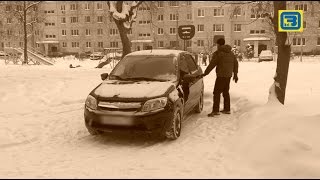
[{"x1": 178, "y1": 25, "x2": 195, "y2": 40}]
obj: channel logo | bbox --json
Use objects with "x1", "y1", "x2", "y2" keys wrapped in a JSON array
[{"x1": 278, "y1": 10, "x2": 303, "y2": 32}]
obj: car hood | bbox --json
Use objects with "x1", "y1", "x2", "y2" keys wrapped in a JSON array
[{"x1": 93, "y1": 80, "x2": 175, "y2": 99}]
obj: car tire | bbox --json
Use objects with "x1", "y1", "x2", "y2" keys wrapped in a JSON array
[
  {"x1": 165, "y1": 106, "x2": 182, "y2": 140},
  {"x1": 85, "y1": 122, "x2": 103, "y2": 135},
  {"x1": 194, "y1": 90, "x2": 204, "y2": 113}
]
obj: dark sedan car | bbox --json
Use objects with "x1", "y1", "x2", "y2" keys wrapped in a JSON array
[{"x1": 84, "y1": 49, "x2": 204, "y2": 140}]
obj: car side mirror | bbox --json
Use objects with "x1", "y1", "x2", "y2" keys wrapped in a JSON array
[{"x1": 101, "y1": 73, "x2": 109, "y2": 81}]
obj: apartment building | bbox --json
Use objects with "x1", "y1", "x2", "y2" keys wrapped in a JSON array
[{"x1": 0, "y1": 1, "x2": 319, "y2": 57}]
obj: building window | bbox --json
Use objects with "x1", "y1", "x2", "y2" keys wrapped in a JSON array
[
  {"x1": 62, "y1": 42, "x2": 67, "y2": 47},
  {"x1": 7, "y1": 18, "x2": 12, "y2": 24},
  {"x1": 97, "y1": 3, "x2": 103, "y2": 10},
  {"x1": 317, "y1": 37, "x2": 320, "y2": 46},
  {"x1": 138, "y1": 33, "x2": 151, "y2": 37},
  {"x1": 187, "y1": 13, "x2": 192, "y2": 20},
  {"x1": 293, "y1": 37, "x2": 306, "y2": 46},
  {"x1": 71, "y1": 29, "x2": 79, "y2": 36},
  {"x1": 234, "y1": 24, "x2": 241, "y2": 32},
  {"x1": 213, "y1": 24, "x2": 224, "y2": 32},
  {"x1": 169, "y1": 1, "x2": 179, "y2": 7},
  {"x1": 85, "y1": 29, "x2": 91, "y2": 36},
  {"x1": 186, "y1": 1, "x2": 192, "y2": 6},
  {"x1": 158, "y1": 14, "x2": 164, "y2": 21},
  {"x1": 198, "y1": 9, "x2": 205, "y2": 17},
  {"x1": 197, "y1": 24, "x2": 204, "y2": 32},
  {"x1": 110, "y1": 42, "x2": 118, "y2": 48},
  {"x1": 16, "y1": 5, "x2": 23, "y2": 12},
  {"x1": 45, "y1": 22, "x2": 55, "y2": 26},
  {"x1": 295, "y1": 4, "x2": 307, "y2": 11},
  {"x1": 233, "y1": 6, "x2": 241, "y2": 16},
  {"x1": 186, "y1": 40, "x2": 192, "y2": 47},
  {"x1": 234, "y1": 40, "x2": 241, "y2": 46},
  {"x1": 44, "y1": 10, "x2": 55, "y2": 14},
  {"x1": 45, "y1": 35, "x2": 56, "y2": 38},
  {"x1": 85, "y1": 3, "x2": 90, "y2": 10},
  {"x1": 7, "y1": 30, "x2": 13, "y2": 36},
  {"x1": 70, "y1": 17, "x2": 79, "y2": 23},
  {"x1": 213, "y1": 8, "x2": 224, "y2": 17},
  {"x1": 197, "y1": 40, "x2": 204, "y2": 47},
  {"x1": 158, "y1": 41, "x2": 164, "y2": 48},
  {"x1": 98, "y1": 42, "x2": 103, "y2": 48},
  {"x1": 303, "y1": 21, "x2": 306, "y2": 28},
  {"x1": 139, "y1": 20, "x2": 151, "y2": 25},
  {"x1": 86, "y1": 42, "x2": 91, "y2": 48},
  {"x1": 110, "y1": 29, "x2": 118, "y2": 35},
  {"x1": 70, "y1": 4, "x2": 77, "y2": 11},
  {"x1": 62, "y1": 29, "x2": 67, "y2": 36},
  {"x1": 61, "y1": 5, "x2": 65, "y2": 12},
  {"x1": 97, "y1": 16, "x2": 103, "y2": 23},
  {"x1": 158, "y1": 28, "x2": 164, "y2": 35},
  {"x1": 97, "y1": 29, "x2": 103, "y2": 35},
  {"x1": 157, "y1": 2, "x2": 164, "y2": 7},
  {"x1": 85, "y1": 16, "x2": 90, "y2": 23},
  {"x1": 5, "y1": 5, "x2": 11, "y2": 12},
  {"x1": 170, "y1": 14, "x2": 178, "y2": 21},
  {"x1": 61, "y1": 17, "x2": 66, "y2": 24},
  {"x1": 169, "y1": 28, "x2": 176, "y2": 35},
  {"x1": 71, "y1": 42, "x2": 79, "y2": 48},
  {"x1": 170, "y1": 41, "x2": 177, "y2": 47}
]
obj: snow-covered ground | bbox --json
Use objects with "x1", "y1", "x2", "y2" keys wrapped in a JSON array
[{"x1": 0, "y1": 56, "x2": 320, "y2": 178}]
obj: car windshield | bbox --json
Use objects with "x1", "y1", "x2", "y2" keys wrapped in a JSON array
[{"x1": 109, "y1": 55, "x2": 177, "y2": 82}]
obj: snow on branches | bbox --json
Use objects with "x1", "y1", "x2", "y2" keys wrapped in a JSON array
[{"x1": 108, "y1": 1, "x2": 142, "y2": 29}]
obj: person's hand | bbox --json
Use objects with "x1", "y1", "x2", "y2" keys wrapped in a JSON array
[
  {"x1": 199, "y1": 74, "x2": 206, "y2": 78},
  {"x1": 233, "y1": 74, "x2": 238, "y2": 83}
]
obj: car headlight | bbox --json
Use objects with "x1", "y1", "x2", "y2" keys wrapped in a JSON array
[
  {"x1": 85, "y1": 95, "x2": 97, "y2": 110},
  {"x1": 142, "y1": 97, "x2": 167, "y2": 112}
]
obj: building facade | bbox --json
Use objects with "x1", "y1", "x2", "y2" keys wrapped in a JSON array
[{"x1": 0, "y1": 1, "x2": 319, "y2": 57}]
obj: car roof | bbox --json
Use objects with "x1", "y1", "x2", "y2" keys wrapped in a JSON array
[{"x1": 127, "y1": 49, "x2": 186, "y2": 57}]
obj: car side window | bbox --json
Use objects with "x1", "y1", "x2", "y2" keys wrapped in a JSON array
[{"x1": 184, "y1": 54, "x2": 198, "y2": 73}]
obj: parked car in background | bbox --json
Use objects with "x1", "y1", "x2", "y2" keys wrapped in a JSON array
[
  {"x1": 258, "y1": 50, "x2": 273, "y2": 62},
  {"x1": 0, "y1": 51, "x2": 8, "y2": 58},
  {"x1": 90, "y1": 52, "x2": 104, "y2": 60},
  {"x1": 84, "y1": 49, "x2": 204, "y2": 140}
]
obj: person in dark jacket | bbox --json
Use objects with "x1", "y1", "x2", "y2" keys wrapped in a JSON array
[{"x1": 201, "y1": 38, "x2": 239, "y2": 117}]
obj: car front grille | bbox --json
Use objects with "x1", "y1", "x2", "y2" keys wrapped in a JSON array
[{"x1": 98, "y1": 101, "x2": 142, "y2": 112}]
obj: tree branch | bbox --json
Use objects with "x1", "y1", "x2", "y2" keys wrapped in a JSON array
[
  {"x1": 26, "y1": 1, "x2": 41, "y2": 11},
  {"x1": 26, "y1": 20, "x2": 37, "y2": 26}
]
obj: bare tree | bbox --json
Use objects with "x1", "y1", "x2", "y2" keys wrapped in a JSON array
[
  {"x1": 5, "y1": 1, "x2": 42, "y2": 64},
  {"x1": 107, "y1": 1, "x2": 143, "y2": 58}
]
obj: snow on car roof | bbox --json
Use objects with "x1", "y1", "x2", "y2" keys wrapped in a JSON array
[{"x1": 127, "y1": 49, "x2": 185, "y2": 57}]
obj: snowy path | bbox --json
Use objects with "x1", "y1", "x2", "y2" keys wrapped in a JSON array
[
  {"x1": 0, "y1": 63, "x2": 251, "y2": 178},
  {"x1": 1, "y1": 59, "x2": 320, "y2": 178}
]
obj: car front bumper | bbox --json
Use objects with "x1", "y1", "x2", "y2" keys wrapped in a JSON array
[{"x1": 84, "y1": 106, "x2": 174, "y2": 134}]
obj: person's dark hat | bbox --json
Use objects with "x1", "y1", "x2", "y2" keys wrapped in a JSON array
[{"x1": 217, "y1": 38, "x2": 225, "y2": 45}]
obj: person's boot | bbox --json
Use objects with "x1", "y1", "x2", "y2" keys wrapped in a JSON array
[
  {"x1": 220, "y1": 110, "x2": 231, "y2": 114},
  {"x1": 207, "y1": 111, "x2": 220, "y2": 117}
]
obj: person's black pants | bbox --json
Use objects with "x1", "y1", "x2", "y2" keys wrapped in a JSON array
[{"x1": 212, "y1": 77, "x2": 231, "y2": 112}]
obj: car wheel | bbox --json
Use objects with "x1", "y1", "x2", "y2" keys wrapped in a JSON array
[
  {"x1": 194, "y1": 90, "x2": 204, "y2": 113},
  {"x1": 165, "y1": 107, "x2": 182, "y2": 140},
  {"x1": 85, "y1": 122, "x2": 103, "y2": 135}
]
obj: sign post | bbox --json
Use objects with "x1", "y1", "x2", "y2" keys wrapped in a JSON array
[{"x1": 178, "y1": 25, "x2": 195, "y2": 51}]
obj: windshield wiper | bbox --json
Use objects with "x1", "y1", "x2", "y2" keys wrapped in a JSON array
[{"x1": 125, "y1": 77, "x2": 168, "y2": 82}]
